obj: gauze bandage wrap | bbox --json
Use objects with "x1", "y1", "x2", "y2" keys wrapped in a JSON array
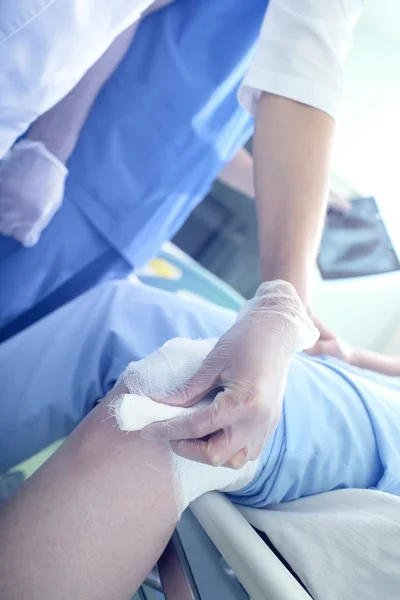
[
  {"x1": 111, "y1": 338, "x2": 215, "y2": 431},
  {"x1": 109, "y1": 338, "x2": 261, "y2": 510},
  {"x1": 0, "y1": 140, "x2": 68, "y2": 247},
  {"x1": 139, "y1": 280, "x2": 319, "y2": 469}
]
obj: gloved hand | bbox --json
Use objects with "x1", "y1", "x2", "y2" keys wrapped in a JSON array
[
  {"x1": 107, "y1": 340, "x2": 261, "y2": 511},
  {"x1": 0, "y1": 140, "x2": 68, "y2": 247},
  {"x1": 141, "y1": 280, "x2": 319, "y2": 468}
]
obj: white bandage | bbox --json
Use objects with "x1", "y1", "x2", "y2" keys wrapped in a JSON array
[
  {"x1": 110, "y1": 393, "x2": 210, "y2": 432},
  {"x1": 108, "y1": 338, "x2": 261, "y2": 510}
]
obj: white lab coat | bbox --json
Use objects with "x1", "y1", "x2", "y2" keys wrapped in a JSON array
[
  {"x1": 0, "y1": 0, "x2": 152, "y2": 158},
  {"x1": 0, "y1": 0, "x2": 366, "y2": 159}
]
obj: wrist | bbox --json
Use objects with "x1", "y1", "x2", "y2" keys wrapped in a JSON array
[{"x1": 260, "y1": 267, "x2": 311, "y2": 306}]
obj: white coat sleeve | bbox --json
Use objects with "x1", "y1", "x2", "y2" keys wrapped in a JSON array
[
  {"x1": 239, "y1": 0, "x2": 366, "y2": 120},
  {"x1": 0, "y1": 0, "x2": 152, "y2": 158}
]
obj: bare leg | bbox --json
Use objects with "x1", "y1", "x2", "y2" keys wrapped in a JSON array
[
  {"x1": 0, "y1": 352, "x2": 257, "y2": 600},
  {"x1": 0, "y1": 383, "x2": 181, "y2": 600}
]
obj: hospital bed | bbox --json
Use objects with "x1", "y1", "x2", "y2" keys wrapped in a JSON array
[{"x1": 152, "y1": 493, "x2": 311, "y2": 600}]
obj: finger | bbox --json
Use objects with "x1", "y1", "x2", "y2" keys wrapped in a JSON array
[
  {"x1": 10, "y1": 223, "x2": 39, "y2": 247},
  {"x1": 149, "y1": 360, "x2": 220, "y2": 409},
  {"x1": 223, "y1": 425, "x2": 270, "y2": 468},
  {"x1": 223, "y1": 448, "x2": 248, "y2": 470},
  {"x1": 225, "y1": 439, "x2": 264, "y2": 469},
  {"x1": 305, "y1": 340, "x2": 332, "y2": 357},
  {"x1": 141, "y1": 389, "x2": 241, "y2": 441},
  {"x1": 170, "y1": 427, "x2": 246, "y2": 467}
]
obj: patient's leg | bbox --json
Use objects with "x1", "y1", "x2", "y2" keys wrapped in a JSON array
[
  {"x1": 0, "y1": 280, "x2": 235, "y2": 473},
  {"x1": 0, "y1": 395, "x2": 179, "y2": 599},
  {"x1": 0, "y1": 382, "x2": 255, "y2": 600}
]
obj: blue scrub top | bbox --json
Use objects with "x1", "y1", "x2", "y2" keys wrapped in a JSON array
[
  {"x1": 66, "y1": 0, "x2": 268, "y2": 267},
  {"x1": 0, "y1": 0, "x2": 268, "y2": 338}
]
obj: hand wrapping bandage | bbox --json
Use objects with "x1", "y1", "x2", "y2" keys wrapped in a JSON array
[
  {"x1": 110, "y1": 338, "x2": 214, "y2": 432},
  {"x1": 137, "y1": 280, "x2": 318, "y2": 468},
  {"x1": 108, "y1": 338, "x2": 261, "y2": 510}
]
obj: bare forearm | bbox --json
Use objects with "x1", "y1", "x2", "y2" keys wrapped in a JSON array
[
  {"x1": 253, "y1": 94, "x2": 335, "y2": 302},
  {"x1": 350, "y1": 350, "x2": 400, "y2": 377}
]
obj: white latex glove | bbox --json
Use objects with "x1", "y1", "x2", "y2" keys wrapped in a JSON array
[
  {"x1": 0, "y1": 140, "x2": 68, "y2": 247},
  {"x1": 141, "y1": 280, "x2": 319, "y2": 468},
  {"x1": 108, "y1": 339, "x2": 261, "y2": 508}
]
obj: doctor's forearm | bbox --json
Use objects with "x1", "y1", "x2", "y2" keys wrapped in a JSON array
[{"x1": 253, "y1": 94, "x2": 335, "y2": 303}]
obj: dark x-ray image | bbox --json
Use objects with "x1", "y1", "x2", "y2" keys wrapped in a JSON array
[{"x1": 318, "y1": 196, "x2": 400, "y2": 280}]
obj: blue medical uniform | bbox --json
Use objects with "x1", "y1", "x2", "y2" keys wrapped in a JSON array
[
  {"x1": 1, "y1": 280, "x2": 400, "y2": 505},
  {"x1": 0, "y1": 0, "x2": 268, "y2": 340}
]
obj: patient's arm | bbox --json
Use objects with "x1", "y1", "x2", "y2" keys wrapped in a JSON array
[
  {"x1": 348, "y1": 350, "x2": 400, "y2": 377},
  {"x1": 308, "y1": 317, "x2": 400, "y2": 376}
]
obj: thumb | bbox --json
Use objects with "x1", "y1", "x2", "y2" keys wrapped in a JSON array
[{"x1": 150, "y1": 359, "x2": 220, "y2": 408}]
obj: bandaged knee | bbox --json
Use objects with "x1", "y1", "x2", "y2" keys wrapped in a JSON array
[{"x1": 108, "y1": 338, "x2": 261, "y2": 511}]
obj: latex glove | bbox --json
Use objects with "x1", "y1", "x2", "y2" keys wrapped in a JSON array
[
  {"x1": 141, "y1": 280, "x2": 319, "y2": 468},
  {"x1": 306, "y1": 316, "x2": 354, "y2": 363},
  {"x1": 0, "y1": 140, "x2": 68, "y2": 247}
]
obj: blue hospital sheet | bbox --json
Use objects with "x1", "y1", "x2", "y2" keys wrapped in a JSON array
[
  {"x1": 227, "y1": 355, "x2": 400, "y2": 507},
  {"x1": 1, "y1": 281, "x2": 399, "y2": 508},
  {"x1": 0, "y1": 281, "x2": 236, "y2": 472}
]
